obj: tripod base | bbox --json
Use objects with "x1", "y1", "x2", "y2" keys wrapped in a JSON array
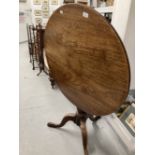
[{"x1": 47, "y1": 109, "x2": 100, "y2": 155}]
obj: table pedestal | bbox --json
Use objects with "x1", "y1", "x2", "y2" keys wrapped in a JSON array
[{"x1": 47, "y1": 108, "x2": 100, "y2": 155}]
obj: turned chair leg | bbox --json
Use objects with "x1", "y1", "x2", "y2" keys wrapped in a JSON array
[{"x1": 47, "y1": 114, "x2": 76, "y2": 128}]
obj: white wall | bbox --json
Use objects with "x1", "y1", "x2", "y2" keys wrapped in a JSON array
[
  {"x1": 124, "y1": 0, "x2": 135, "y2": 89},
  {"x1": 30, "y1": 0, "x2": 91, "y2": 26},
  {"x1": 112, "y1": 0, "x2": 135, "y2": 89},
  {"x1": 19, "y1": 0, "x2": 31, "y2": 10},
  {"x1": 19, "y1": 0, "x2": 32, "y2": 42},
  {"x1": 111, "y1": 0, "x2": 132, "y2": 40},
  {"x1": 30, "y1": 0, "x2": 64, "y2": 26}
]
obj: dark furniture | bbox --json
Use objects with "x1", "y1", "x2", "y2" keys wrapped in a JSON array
[
  {"x1": 35, "y1": 24, "x2": 47, "y2": 76},
  {"x1": 35, "y1": 24, "x2": 55, "y2": 87},
  {"x1": 26, "y1": 24, "x2": 39, "y2": 70},
  {"x1": 26, "y1": 24, "x2": 55, "y2": 88},
  {"x1": 45, "y1": 4, "x2": 130, "y2": 155}
]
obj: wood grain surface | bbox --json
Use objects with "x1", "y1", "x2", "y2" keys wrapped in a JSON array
[{"x1": 44, "y1": 4, "x2": 130, "y2": 116}]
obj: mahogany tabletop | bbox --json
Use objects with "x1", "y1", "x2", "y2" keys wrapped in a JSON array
[{"x1": 44, "y1": 4, "x2": 130, "y2": 116}]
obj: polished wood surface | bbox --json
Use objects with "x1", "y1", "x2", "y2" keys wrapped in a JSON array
[{"x1": 44, "y1": 4, "x2": 130, "y2": 116}]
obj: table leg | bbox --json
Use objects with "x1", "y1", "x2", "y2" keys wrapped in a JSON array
[
  {"x1": 47, "y1": 114, "x2": 76, "y2": 128},
  {"x1": 80, "y1": 119, "x2": 88, "y2": 155}
]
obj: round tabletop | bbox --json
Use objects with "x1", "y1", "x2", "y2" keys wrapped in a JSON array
[{"x1": 44, "y1": 4, "x2": 130, "y2": 116}]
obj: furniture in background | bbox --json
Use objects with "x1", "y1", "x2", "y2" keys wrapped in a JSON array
[
  {"x1": 35, "y1": 24, "x2": 47, "y2": 76},
  {"x1": 26, "y1": 23, "x2": 55, "y2": 88},
  {"x1": 26, "y1": 24, "x2": 39, "y2": 70}
]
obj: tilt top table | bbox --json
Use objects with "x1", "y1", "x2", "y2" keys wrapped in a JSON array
[{"x1": 44, "y1": 4, "x2": 130, "y2": 155}]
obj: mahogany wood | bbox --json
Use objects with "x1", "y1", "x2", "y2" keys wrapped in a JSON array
[
  {"x1": 47, "y1": 109, "x2": 99, "y2": 155},
  {"x1": 44, "y1": 4, "x2": 130, "y2": 116}
]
